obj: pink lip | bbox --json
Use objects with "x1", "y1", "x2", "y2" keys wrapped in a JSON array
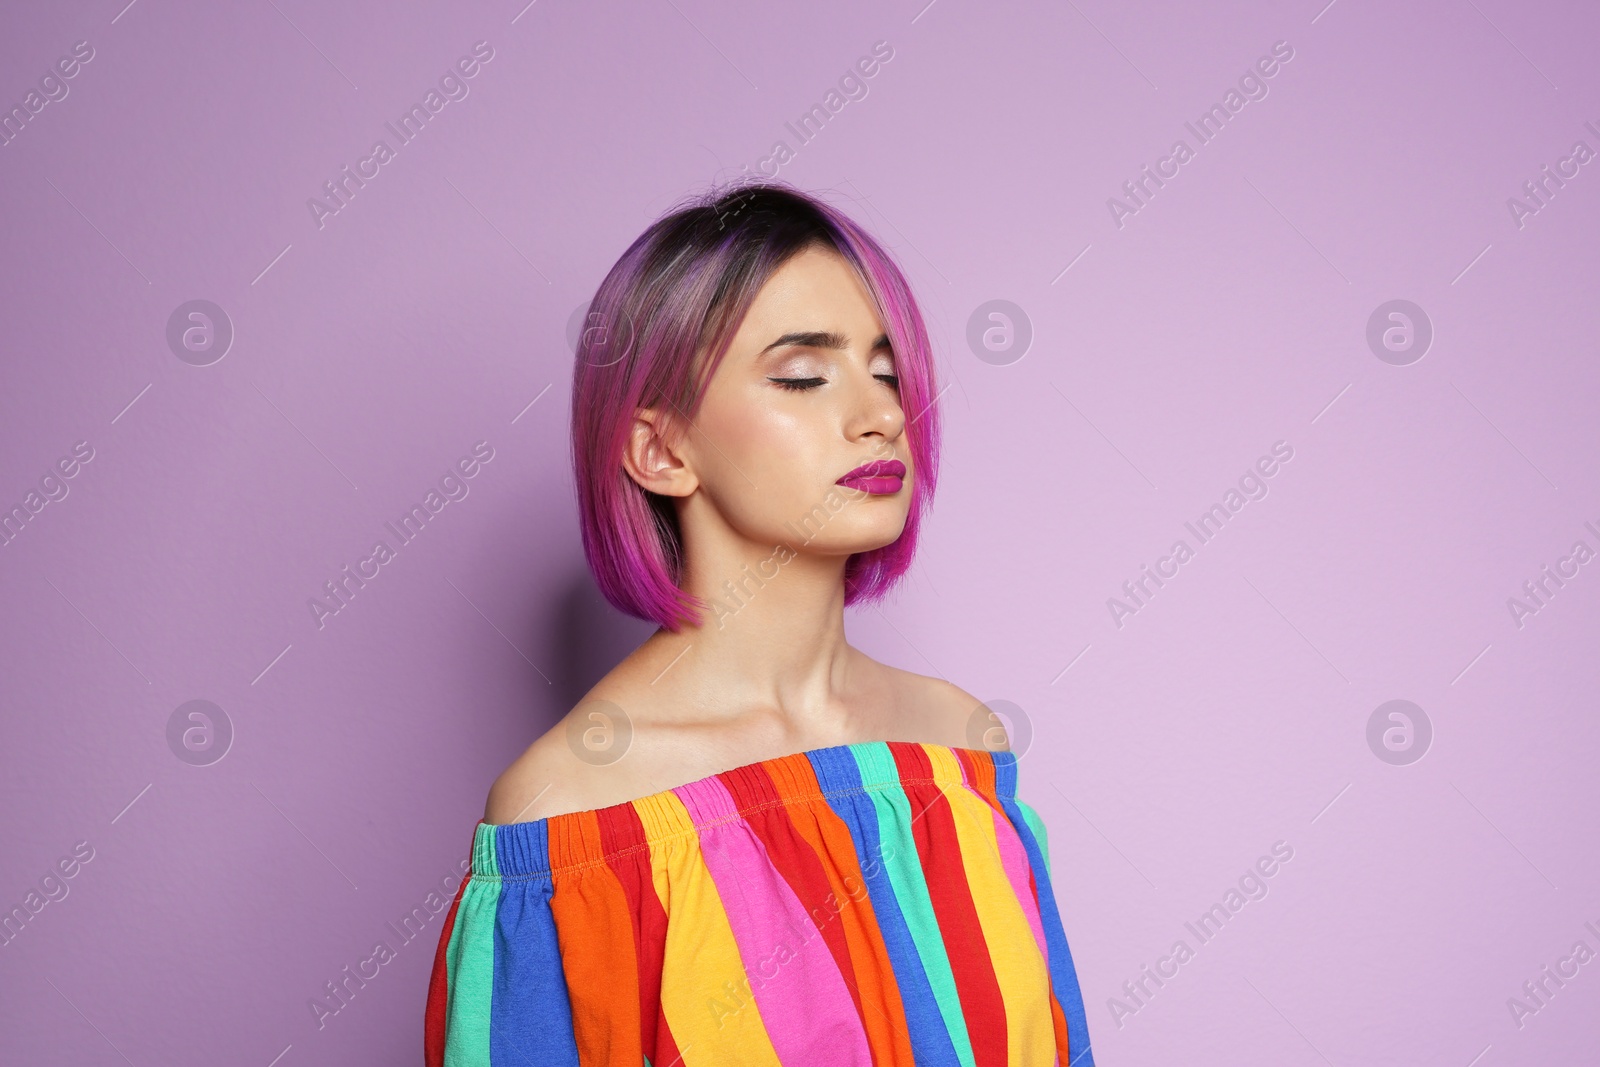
[{"x1": 837, "y1": 458, "x2": 906, "y2": 494}]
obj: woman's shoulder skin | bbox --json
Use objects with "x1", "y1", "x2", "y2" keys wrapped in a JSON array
[
  {"x1": 481, "y1": 693, "x2": 638, "y2": 825},
  {"x1": 482, "y1": 660, "x2": 994, "y2": 826},
  {"x1": 876, "y1": 664, "x2": 991, "y2": 750}
]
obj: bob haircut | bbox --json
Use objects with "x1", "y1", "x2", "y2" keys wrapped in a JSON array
[{"x1": 570, "y1": 181, "x2": 943, "y2": 632}]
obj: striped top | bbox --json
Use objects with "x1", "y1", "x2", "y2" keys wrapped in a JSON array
[{"x1": 425, "y1": 740, "x2": 1094, "y2": 1066}]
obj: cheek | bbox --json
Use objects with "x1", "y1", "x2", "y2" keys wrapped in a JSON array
[
  {"x1": 737, "y1": 421, "x2": 820, "y2": 492},
  {"x1": 695, "y1": 397, "x2": 830, "y2": 506},
  {"x1": 700, "y1": 384, "x2": 803, "y2": 460}
]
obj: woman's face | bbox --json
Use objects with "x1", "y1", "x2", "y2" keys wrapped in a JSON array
[{"x1": 646, "y1": 244, "x2": 914, "y2": 558}]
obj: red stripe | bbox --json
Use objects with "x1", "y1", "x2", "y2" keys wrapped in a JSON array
[
  {"x1": 598, "y1": 803, "x2": 681, "y2": 1067},
  {"x1": 423, "y1": 852, "x2": 474, "y2": 1067},
  {"x1": 891, "y1": 742, "x2": 1009, "y2": 1067},
  {"x1": 719, "y1": 760, "x2": 868, "y2": 1021}
]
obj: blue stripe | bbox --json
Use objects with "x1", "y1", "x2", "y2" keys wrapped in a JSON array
[
  {"x1": 808, "y1": 744, "x2": 964, "y2": 1067},
  {"x1": 489, "y1": 822, "x2": 580, "y2": 1066},
  {"x1": 991, "y1": 751, "x2": 1094, "y2": 1066}
]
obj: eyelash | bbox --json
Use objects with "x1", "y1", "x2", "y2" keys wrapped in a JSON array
[{"x1": 770, "y1": 375, "x2": 900, "y2": 391}]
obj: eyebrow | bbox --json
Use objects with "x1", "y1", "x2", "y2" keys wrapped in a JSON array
[{"x1": 758, "y1": 330, "x2": 891, "y2": 355}]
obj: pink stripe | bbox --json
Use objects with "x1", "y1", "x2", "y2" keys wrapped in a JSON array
[
  {"x1": 992, "y1": 804, "x2": 1049, "y2": 963},
  {"x1": 674, "y1": 776, "x2": 872, "y2": 1064}
]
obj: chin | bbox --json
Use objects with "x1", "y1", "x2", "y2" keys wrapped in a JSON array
[{"x1": 842, "y1": 518, "x2": 910, "y2": 551}]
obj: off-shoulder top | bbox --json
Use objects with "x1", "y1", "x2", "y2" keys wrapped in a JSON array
[{"x1": 424, "y1": 739, "x2": 1094, "y2": 1066}]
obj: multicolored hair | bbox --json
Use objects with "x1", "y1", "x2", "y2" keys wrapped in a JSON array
[{"x1": 570, "y1": 181, "x2": 943, "y2": 631}]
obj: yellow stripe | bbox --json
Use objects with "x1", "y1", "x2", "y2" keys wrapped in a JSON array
[
  {"x1": 934, "y1": 749, "x2": 1057, "y2": 1064},
  {"x1": 643, "y1": 791, "x2": 784, "y2": 1067}
]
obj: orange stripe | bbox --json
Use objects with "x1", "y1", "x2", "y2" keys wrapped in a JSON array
[
  {"x1": 954, "y1": 747, "x2": 999, "y2": 807},
  {"x1": 1049, "y1": 989, "x2": 1071, "y2": 1061},
  {"x1": 548, "y1": 809, "x2": 643, "y2": 1065}
]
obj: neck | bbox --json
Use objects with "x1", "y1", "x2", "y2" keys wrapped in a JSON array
[{"x1": 643, "y1": 530, "x2": 859, "y2": 732}]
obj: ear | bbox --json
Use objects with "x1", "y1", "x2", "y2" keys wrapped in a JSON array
[{"x1": 620, "y1": 407, "x2": 698, "y2": 497}]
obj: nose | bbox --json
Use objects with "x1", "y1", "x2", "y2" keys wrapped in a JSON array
[{"x1": 844, "y1": 361, "x2": 905, "y2": 444}]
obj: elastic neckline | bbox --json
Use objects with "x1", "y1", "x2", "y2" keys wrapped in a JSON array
[{"x1": 472, "y1": 740, "x2": 1021, "y2": 880}]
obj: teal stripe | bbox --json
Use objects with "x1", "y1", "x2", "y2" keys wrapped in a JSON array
[
  {"x1": 851, "y1": 742, "x2": 977, "y2": 1067},
  {"x1": 1015, "y1": 799, "x2": 1051, "y2": 875},
  {"x1": 442, "y1": 824, "x2": 504, "y2": 1066}
]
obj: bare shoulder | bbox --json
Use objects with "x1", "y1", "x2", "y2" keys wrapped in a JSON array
[
  {"x1": 483, "y1": 728, "x2": 570, "y2": 825},
  {"x1": 483, "y1": 698, "x2": 640, "y2": 824},
  {"x1": 877, "y1": 662, "x2": 1006, "y2": 752}
]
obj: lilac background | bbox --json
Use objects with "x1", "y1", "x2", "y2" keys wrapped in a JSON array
[{"x1": 3, "y1": 0, "x2": 1597, "y2": 1063}]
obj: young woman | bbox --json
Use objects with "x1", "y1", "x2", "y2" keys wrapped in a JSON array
[{"x1": 424, "y1": 182, "x2": 1094, "y2": 1065}]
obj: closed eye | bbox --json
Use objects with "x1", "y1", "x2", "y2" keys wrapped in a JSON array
[{"x1": 769, "y1": 375, "x2": 900, "y2": 391}]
